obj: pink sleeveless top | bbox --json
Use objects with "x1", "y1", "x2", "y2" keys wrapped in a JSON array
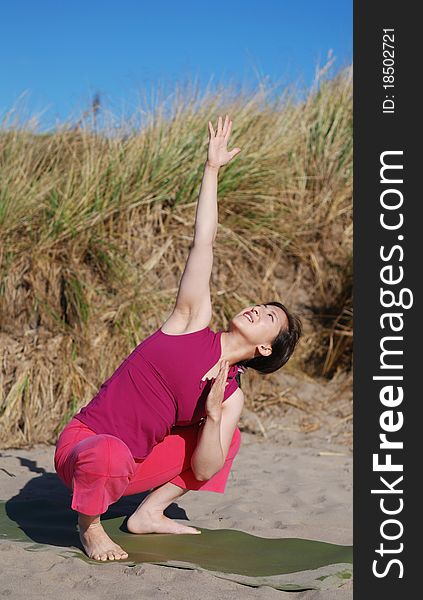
[{"x1": 73, "y1": 326, "x2": 242, "y2": 459}]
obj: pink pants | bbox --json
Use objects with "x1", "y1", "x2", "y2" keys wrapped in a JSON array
[{"x1": 54, "y1": 416, "x2": 241, "y2": 516}]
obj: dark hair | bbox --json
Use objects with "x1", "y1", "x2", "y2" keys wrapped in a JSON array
[{"x1": 236, "y1": 301, "x2": 303, "y2": 382}]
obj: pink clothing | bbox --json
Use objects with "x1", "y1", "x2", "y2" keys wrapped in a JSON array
[
  {"x1": 54, "y1": 416, "x2": 242, "y2": 516},
  {"x1": 74, "y1": 326, "x2": 241, "y2": 460}
]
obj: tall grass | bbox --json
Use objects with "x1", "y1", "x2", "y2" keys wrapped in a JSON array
[{"x1": 0, "y1": 63, "x2": 352, "y2": 447}]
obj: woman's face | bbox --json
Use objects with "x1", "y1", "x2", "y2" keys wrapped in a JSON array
[{"x1": 230, "y1": 303, "x2": 288, "y2": 351}]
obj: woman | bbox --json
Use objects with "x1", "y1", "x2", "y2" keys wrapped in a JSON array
[{"x1": 54, "y1": 115, "x2": 302, "y2": 562}]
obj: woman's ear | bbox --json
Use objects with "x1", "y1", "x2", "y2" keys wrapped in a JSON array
[{"x1": 258, "y1": 345, "x2": 272, "y2": 357}]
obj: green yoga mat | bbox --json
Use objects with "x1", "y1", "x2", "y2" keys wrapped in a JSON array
[{"x1": 0, "y1": 499, "x2": 352, "y2": 592}]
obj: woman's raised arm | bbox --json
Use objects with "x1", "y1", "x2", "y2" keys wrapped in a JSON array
[
  {"x1": 194, "y1": 115, "x2": 241, "y2": 244},
  {"x1": 170, "y1": 115, "x2": 241, "y2": 321}
]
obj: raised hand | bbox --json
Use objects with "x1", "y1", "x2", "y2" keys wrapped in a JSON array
[{"x1": 207, "y1": 115, "x2": 241, "y2": 169}]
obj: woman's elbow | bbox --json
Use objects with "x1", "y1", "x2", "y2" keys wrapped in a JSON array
[
  {"x1": 191, "y1": 455, "x2": 225, "y2": 481},
  {"x1": 192, "y1": 467, "x2": 212, "y2": 481},
  {"x1": 193, "y1": 464, "x2": 223, "y2": 481}
]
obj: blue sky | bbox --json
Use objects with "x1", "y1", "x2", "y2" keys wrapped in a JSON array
[{"x1": 1, "y1": 0, "x2": 352, "y2": 132}]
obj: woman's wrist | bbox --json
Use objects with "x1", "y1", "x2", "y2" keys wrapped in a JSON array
[
  {"x1": 205, "y1": 160, "x2": 220, "y2": 172},
  {"x1": 206, "y1": 411, "x2": 222, "y2": 424}
]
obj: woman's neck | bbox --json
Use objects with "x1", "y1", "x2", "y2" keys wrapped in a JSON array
[{"x1": 219, "y1": 330, "x2": 254, "y2": 366}]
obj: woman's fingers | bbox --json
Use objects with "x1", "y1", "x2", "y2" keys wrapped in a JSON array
[
  {"x1": 229, "y1": 147, "x2": 242, "y2": 160},
  {"x1": 212, "y1": 361, "x2": 228, "y2": 385},
  {"x1": 209, "y1": 114, "x2": 233, "y2": 139},
  {"x1": 224, "y1": 118, "x2": 232, "y2": 141},
  {"x1": 218, "y1": 360, "x2": 229, "y2": 380},
  {"x1": 217, "y1": 115, "x2": 223, "y2": 135},
  {"x1": 222, "y1": 115, "x2": 230, "y2": 137}
]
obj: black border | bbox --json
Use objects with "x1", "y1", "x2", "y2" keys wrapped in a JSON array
[{"x1": 354, "y1": 0, "x2": 420, "y2": 595}]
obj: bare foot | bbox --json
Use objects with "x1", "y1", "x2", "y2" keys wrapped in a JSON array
[
  {"x1": 127, "y1": 511, "x2": 201, "y2": 535},
  {"x1": 78, "y1": 522, "x2": 129, "y2": 561}
]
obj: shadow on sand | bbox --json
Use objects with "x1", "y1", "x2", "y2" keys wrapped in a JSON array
[{"x1": 0, "y1": 452, "x2": 353, "y2": 592}]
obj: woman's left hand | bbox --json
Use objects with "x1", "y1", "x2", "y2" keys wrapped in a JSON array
[
  {"x1": 205, "y1": 360, "x2": 230, "y2": 421},
  {"x1": 207, "y1": 115, "x2": 241, "y2": 169}
]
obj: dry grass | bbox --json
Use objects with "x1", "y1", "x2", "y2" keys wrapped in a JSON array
[{"x1": 0, "y1": 61, "x2": 352, "y2": 447}]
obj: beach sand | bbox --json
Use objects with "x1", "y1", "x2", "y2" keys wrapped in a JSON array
[{"x1": 0, "y1": 374, "x2": 352, "y2": 599}]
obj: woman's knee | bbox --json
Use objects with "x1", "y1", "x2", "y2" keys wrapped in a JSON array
[{"x1": 72, "y1": 434, "x2": 135, "y2": 478}]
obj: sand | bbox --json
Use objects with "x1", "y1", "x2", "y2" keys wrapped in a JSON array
[{"x1": 0, "y1": 428, "x2": 351, "y2": 598}]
